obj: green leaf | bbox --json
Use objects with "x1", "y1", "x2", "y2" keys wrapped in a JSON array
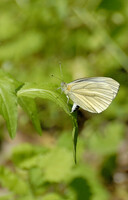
[
  {"x1": 18, "y1": 96, "x2": 42, "y2": 135},
  {"x1": 17, "y1": 82, "x2": 78, "y2": 162},
  {"x1": 17, "y1": 82, "x2": 70, "y2": 115},
  {"x1": 99, "y1": 0, "x2": 123, "y2": 11},
  {"x1": 0, "y1": 31, "x2": 44, "y2": 61},
  {"x1": 69, "y1": 177, "x2": 92, "y2": 200},
  {"x1": 38, "y1": 147, "x2": 74, "y2": 182},
  {"x1": 43, "y1": 193, "x2": 64, "y2": 200},
  {"x1": 15, "y1": 147, "x2": 73, "y2": 182},
  {"x1": 0, "y1": 70, "x2": 22, "y2": 138},
  {"x1": 12, "y1": 143, "x2": 48, "y2": 167},
  {"x1": 0, "y1": 12, "x2": 21, "y2": 40},
  {"x1": 68, "y1": 164, "x2": 110, "y2": 200},
  {"x1": 87, "y1": 121, "x2": 124, "y2": 155},
  {"x1": 101, "y1": 154, "x2": 117, "y2": 184},
  {"x1": 0, "y1": 166, "x2": 30, "y2": 195},
  {"x1": 0, "y1": 194, "x2": 13, "y2": 200},
  {"x1": 72, "y1": 112, "x2": 78, "y2": 164},
  {"x1": 29, "y1": 168, "x2": 45, "y2": 188}
]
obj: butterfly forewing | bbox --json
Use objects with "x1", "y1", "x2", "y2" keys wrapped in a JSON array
[{"x1": 66, "y1": 77, "x2": 119, "y2": 113}]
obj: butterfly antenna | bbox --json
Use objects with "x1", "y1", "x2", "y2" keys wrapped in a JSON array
[
  {"x1": 50, "y1": 74, "x2": 62, "y2": 81},
  {"x1": 50, "y1": 74, "x2": 62, "y2": 91},
  {"x1": 59, "y1": 61, "x2": 64, "y2": 81}
]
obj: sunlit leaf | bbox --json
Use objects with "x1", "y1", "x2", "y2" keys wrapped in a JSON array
[
  {"x1": 17, "y1": 82, "x2": 70, "y2": 115},
  {"x1": 0, "y1": 70, "x2": 22, "y2": 138}
]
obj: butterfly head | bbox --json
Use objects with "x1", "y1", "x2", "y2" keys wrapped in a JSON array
[
  {"x1": 60, "y1": 82, "x2": 68, "y2": 93},
  {"x1": 61, "y1": 82, "x2": 72, "y2": 95},
  {"x1": 61, "y1": 82, "x2": 66, "y2": 90}
]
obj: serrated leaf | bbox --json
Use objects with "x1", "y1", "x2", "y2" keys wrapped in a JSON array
[
  {"x1": 0, "y1": 70, "x2": 22, "y2": 138},
  {"x1": 18, "y1": 96, "x2": 42, "y2": 135}
]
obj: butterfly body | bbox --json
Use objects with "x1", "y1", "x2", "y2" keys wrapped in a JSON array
[{"x1": 61, "y1": 77, "x2": 119, "y2": 113}]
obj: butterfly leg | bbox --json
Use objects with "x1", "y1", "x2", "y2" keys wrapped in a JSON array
[
  {"x1": 71, "y1": 103, "x2": 79, "y2": 113},
  {"x1": 57, "y1": 87, "x2": 61, "y2": 90},
  {"x1": 66, "y1": 95, "x2": 69, "y2": 103}
]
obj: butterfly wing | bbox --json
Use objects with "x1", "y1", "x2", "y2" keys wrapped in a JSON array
[{"x1": 67, "y1": 77, "x2": 119, "y2": 113}]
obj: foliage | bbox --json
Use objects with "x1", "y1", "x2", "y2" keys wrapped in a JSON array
[
  {"x1": 0, "y1": 141, "x2": 110, "y2": 200},
  {"x1": 0, "y1": 0, "x2": 127, "y2": 199}
]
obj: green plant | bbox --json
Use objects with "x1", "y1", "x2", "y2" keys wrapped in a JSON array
[{"x1": 0, "y1": 70, "x2": 78, "y2": 162}]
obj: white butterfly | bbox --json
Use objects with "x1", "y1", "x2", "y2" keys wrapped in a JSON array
[{"x1": 61, "y1": 77, "x2": 120, "y2": 113}]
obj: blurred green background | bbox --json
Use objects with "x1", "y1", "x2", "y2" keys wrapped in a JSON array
[{"x1": 0, "y1": 0, "x2": 128, "y2": 200}]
